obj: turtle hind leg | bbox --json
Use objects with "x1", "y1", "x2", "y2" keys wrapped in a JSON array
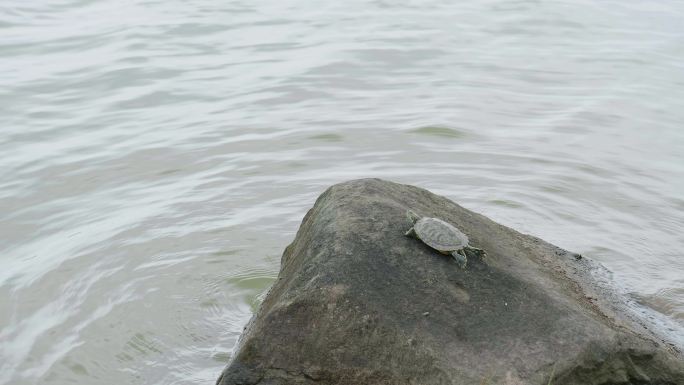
[
  {"x1": 451, "y1": 250, "x2": 467, "y2": 269},
  {"x1": 405, "y1": 227, "x2": 416, "y2": 237}
]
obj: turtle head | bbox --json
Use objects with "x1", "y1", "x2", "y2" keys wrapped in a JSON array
[{"x1": 406, "y1": 210, "x2": 421, "y2": 225}]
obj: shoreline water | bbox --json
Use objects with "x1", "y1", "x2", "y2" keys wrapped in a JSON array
[{"x1": 2, "y1": 0, "x2": 684, "y2": 383}]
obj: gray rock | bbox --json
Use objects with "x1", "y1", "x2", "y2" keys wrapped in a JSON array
[{"x1": 216, "y1": 179, "x2": 684, "y2": 385}]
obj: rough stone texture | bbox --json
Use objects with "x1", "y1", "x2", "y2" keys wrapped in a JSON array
[{"x1": 217, "y1": 179, "x2": 684, "y2": 385}]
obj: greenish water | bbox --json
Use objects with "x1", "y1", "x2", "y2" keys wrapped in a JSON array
[{"x1": 1, "y1": 0, "x2": 683, "y2": 384}]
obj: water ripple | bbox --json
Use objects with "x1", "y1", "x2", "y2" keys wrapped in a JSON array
[{"x1": 1, "y1": 0, "x2": 684, "y2": 384}]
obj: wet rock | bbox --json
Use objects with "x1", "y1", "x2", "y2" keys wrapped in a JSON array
[{"x1": 216, "y1": 179, "x2": 684, "y2": 385}]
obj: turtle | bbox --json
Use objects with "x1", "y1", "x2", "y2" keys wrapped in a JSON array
[{"x1": 404, "y1": 210, "x2": 486, "y2": 268}]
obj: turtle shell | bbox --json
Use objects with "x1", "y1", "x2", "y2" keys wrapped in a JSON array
[{"x1": 414, "y1": 217, "x2": 469, "y2": 252}]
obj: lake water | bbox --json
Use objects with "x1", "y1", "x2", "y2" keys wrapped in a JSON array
[{"x1": 1, "y1": 0, "x2": 683, "y2": 384}]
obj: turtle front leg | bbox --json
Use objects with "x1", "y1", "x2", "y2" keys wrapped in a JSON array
[
  {"x1": 405, "y1": 227, "x2": 417, "y2": 237},
  {"x1": 451, "y1": 249, "x2": 467, "y2": 269},
  {"x1": 406, "y1": 210, "x2": 421, "y2": 225}
]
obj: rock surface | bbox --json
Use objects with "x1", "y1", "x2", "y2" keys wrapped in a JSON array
[{"x1": 217, "y1": 179, "x2": 684, "y2": 385}]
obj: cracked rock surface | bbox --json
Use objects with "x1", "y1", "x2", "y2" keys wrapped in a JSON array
[{"x1": 216, "y1": 178, "x2": 684, "y2": 385}]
